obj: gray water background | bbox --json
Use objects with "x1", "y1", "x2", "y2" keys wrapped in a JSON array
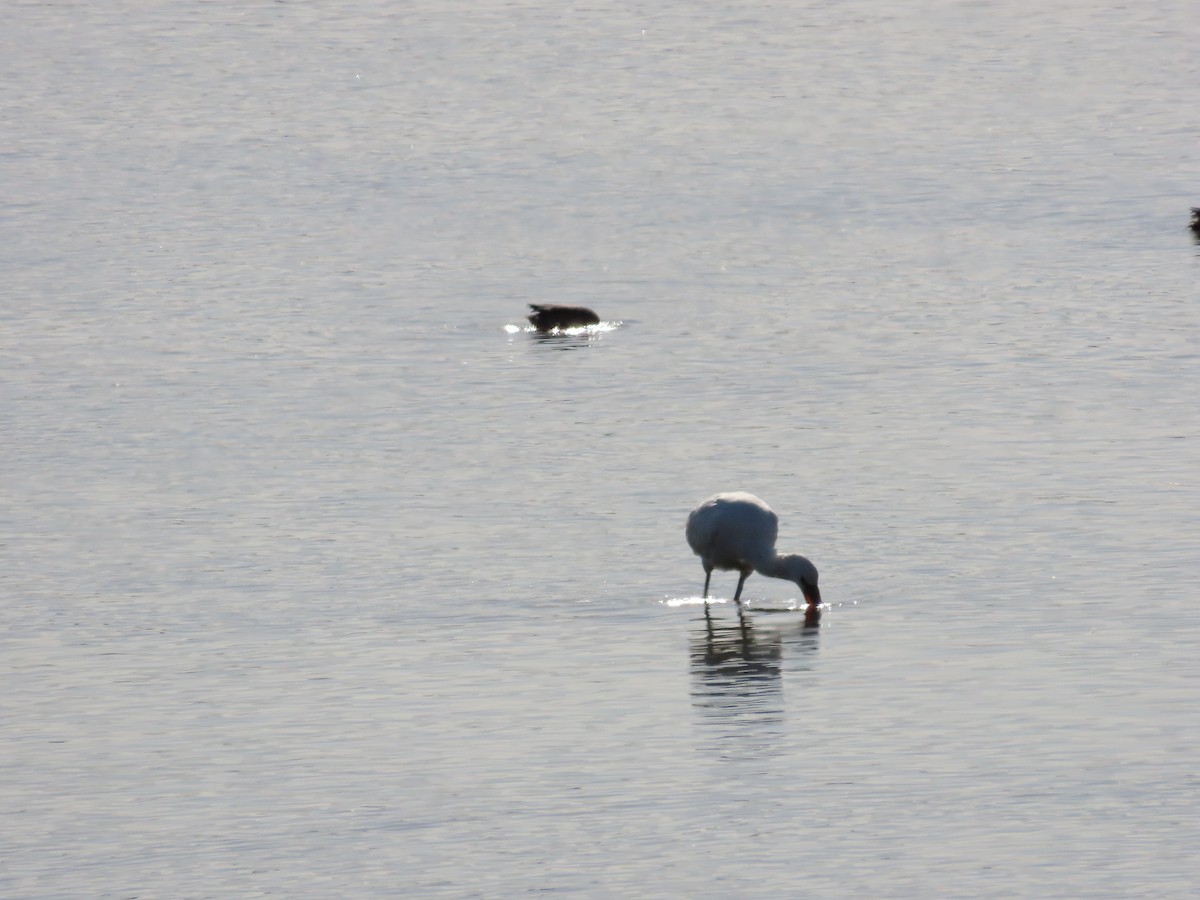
[{"x1": 3, "y1": 1, "x2": 1199, "y2": 896}]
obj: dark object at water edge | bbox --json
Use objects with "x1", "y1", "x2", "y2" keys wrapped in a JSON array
[
  {"x1": 1191, "y1": 207, "x2": 1200, "y2": 234},
  {"x1": 527, "y1": 303, "x2": 601, "y2": 331}
]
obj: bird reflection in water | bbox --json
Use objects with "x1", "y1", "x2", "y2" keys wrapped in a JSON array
[
  {"x1": 689, "y1": 608, "x2": 820, "y2": 759},
  {"x1": 530, "y1": 328, "x2": 602, "y2": 350},
  {"x1": 511, "y1": 321, "x2": 619, "y2": 351}
]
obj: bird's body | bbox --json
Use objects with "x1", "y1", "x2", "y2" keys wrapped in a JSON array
[
  {"x1": 527, "y1": 303, "x2": 601, "y2": 331},
  {"x1": 686, "y1": 492, "x2": 821, "y2": 607}
]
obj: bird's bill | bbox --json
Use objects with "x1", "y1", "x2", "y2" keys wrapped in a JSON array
[{"x1": 802, "y1": 581, "x2": 821, "y2": 607}]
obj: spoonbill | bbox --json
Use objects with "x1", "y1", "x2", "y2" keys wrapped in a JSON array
[
  {"x1": 527, "y1": 303, "x2": 601, "y2": 331},
  {"x1": 686, "y1": 492, "x2": 821, "y2": 607}
]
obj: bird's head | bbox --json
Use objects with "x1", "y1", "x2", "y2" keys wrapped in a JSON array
[{"x1": 784, "y1": 554, "x2": 821, "y2": 607}]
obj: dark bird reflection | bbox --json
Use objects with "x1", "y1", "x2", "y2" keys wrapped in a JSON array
[
  {"x1": 529, "y1": 329, "x2": 601, "y2": 350},
  {"x1": 688, "y1": 608, "x2": 820, "y2": 759}
]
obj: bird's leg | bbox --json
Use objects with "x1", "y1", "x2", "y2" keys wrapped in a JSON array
[
  {"x1": 732, "y1": 569, "x2": 750, "y2": 605},
  {"x1": 702, "y1": 567, "x2": 712, "y2": 599}
]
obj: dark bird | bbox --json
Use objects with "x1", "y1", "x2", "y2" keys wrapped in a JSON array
[
  {"x1": 527, "y1": 303, "x2": 601, "y2": 331},
  {"x1": 1190, "y1": 208, "x2": 1200, "y2": 234},
  {"x1": 686, "y1": 492, "x2": 821, "y2": 608}
]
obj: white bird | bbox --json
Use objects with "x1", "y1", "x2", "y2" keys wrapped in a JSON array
[{"x1": 686, "y1": 492, "x2": 821, "y2": 607}]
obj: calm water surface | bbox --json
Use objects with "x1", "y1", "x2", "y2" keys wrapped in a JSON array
[{"x1": 3, "y1": 1, "x2": 1199, "y2": 896}]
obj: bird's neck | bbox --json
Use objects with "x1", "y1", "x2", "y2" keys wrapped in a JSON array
[{"x1": 754, "y1": 551, "x2": 789, "y2": 579}]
